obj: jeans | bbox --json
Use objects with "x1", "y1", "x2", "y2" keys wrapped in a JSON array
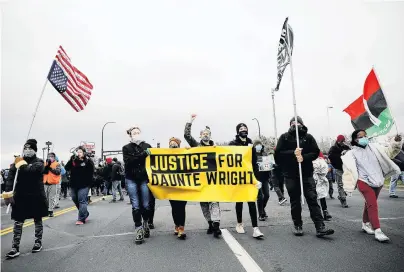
[
  {"x1": 389, "y1": 171, "x2": 404, "y2": 196},
  {"x1": 112, "y1": 180, "x2": 124, "y2": 201},
  {"x1": 257, "y1": 179, "x2": 270, "y2": 217},
  {"x1": 71, "y1": 187, "x2": 90, "y2": 222},
  {"x1": 126, "y1": 179, "x2": 150, "y2": 227},
  {"x1": 357, "y1": 180, "x2": 382, "y2": 229},
  {"x1": 284, "y1": 177, "x2": 324, "y2": 229}
]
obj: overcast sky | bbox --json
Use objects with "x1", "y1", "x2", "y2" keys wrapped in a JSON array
[{"x1": 1, "y1": 0, "x2": 404, "y2": 168}]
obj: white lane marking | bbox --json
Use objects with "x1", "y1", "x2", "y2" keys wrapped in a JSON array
[
  {"x1": 221, "y1": 229, "x2": 263, "y2": 272},
  {"x1": 346, "y1": 217, "x2": 404, "y2": 222},
  {"x1": 87, "y1": 232, "x2": 135, "y2": 238}
]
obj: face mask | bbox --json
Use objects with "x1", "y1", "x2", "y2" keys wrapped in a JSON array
[
  {"x1": 239, "y1": 131, "x2": 248, "y2": 138},
  {"x1": 23, "y1": 149, "x2": 35, "y2": 158},
  {"x1": 358, "y1": 137, "x2": 369, "y2": 147},
  {"x1": 255, "y1": 145, "x2": 262, "y2": 152},
  {"x1": 202, "y1": 135, "x2": 210, "y2": 142},
  {"x1": 49, "y1": 157, "x2": 55, "y2": 163},
  {"x1": 170, "y1": 145, "x2": 179, "y2": 148}
]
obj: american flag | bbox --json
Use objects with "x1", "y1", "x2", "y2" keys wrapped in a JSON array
[{"x1": 47, "y1": 46, "x2": 93, "y2": 112}]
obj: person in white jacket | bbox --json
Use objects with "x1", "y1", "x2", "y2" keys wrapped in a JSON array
[
  {"x1": 313, "y1": 152, "x2": 332, "y2": 221},
  {"x1": 341, "y1": 129, "x2": 402, "y2": 242}
]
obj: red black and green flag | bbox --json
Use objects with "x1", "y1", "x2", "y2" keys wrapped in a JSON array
[{"x1": 343, "y1": 68, "x2": 394, "y2": 137}]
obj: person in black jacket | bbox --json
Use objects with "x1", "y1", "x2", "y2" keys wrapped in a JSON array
[
  {"x1": 3, "y1": 139, "x2": 48, "y2": 259},
  {"x1": 123, "y1": 126, "x2": 152, "y2": 245},
  {"x1": 275, "y1": 116, "x2": 334, "y2": 237},
  {"x1": 230, "y1": 123, "x2": 264, "y2": 238},
  {"x1": 252, "y1": 139, "x2": 271, "y2": 221},
  {"x1": 389, "y1": 146, "x2": 404, "y2": 198},
  {"x1": 110, "y1": 158, "x2": 124, "y2": 202},
  {"x1": 328, "y1": 135, "x2": 350, "y2": 207},
  {"x1": 65, "y1": 146, "x2": 94, "y2": 225}
]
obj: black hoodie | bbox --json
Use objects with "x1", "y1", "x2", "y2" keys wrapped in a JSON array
[
  {"x1": 328, "y1": 143, "x2": 351, "y2": 170},
  {"x1": 122, "y1": 141, "x2": 151, "y2": 182},
  {"x1": 274, "y1": 126, "x2": 319, "y2": 179}
]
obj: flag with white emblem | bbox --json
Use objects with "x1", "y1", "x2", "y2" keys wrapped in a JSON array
[
  {"x1": 275, "y1": 17, "x2": 294, "y2": 92},
  {"x1": 47, "y1": 46, "x2": 93, "y2": 112}
]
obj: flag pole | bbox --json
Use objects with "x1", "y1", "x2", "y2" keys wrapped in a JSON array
[
  {"x1": 372, "y1": 66, "x2": 400, "y2": 135},
  {"x1": 6, "y1": 78, "x2": 49, "y2": 214},
  {"x1": 286, "y1": 22, "x2": 305, "y2": 205},
  {"x1": 271, "y1": 88, "x2": 278, "y2": 141}
]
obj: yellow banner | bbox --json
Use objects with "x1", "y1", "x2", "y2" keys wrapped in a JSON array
[{"x1": 146, "y1": 146, "x2": 258, "y2": 202}]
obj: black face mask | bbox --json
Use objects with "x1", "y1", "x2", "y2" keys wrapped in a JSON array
[
  {"x1": 239, "y1": 131, "x2": 248, "y2": 138},
  {"x1": 289, "y1": 125, "x2": 303, "y2": 134}
]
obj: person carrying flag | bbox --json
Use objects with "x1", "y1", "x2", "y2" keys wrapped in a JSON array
[{"x1": 184, "y1": 114, "x2": 221, "y2": 238}]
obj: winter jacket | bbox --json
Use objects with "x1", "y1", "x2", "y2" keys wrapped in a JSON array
[
  {"x1": 341, "y1": 139, "x2": 402, "y2": 193},
  {"x1": 111, "y1": 162, "x2": 123, "y2": 181},
  {"x1": 328, "y1": 143, "x2": 350, "y2": 171},
  {"x1": 123, "y1": 141, "x2": 151, "y2": 182},
  {"x1": 6, "y1": 156, "x2": 48, "y2": 221},
  {"x1": 313, "y1": 158, "x2": 329, "y2": 199},
  {"x1": 184, "y1": 122, "x2": 214, "y2": 147},
  {"x1": 102, "y1": 163, "x2": 113, "y2": 182},
  {"x1": 392, "y1": 149, "x2": 404, "y2": 171},
  {"x1": 43, "y1": 161, "x2": 61, "y2": 185},
  {"x1": 274, "y1": 126, "x2": 320, "y2": 179},
  {"x1": 65, "y1": 156, "x2": 95, "y2": 189}
]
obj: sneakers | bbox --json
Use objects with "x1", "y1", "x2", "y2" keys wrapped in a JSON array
[
  {"x1": 375, "y1": 228, "x2": 390, "y2": 242},
  {"x1": 75, "y1": 220, "x2": 84, "y2": 225},
  {"x1": 316, "y1": 225, "x2": 335, "y2": 237},
  {"x1": 148, "y1": 222, "x2": 155, "y2": 229},
  {"x1": 177, "y1": 226, "x2": 186, "y2": 240},
  {"x1": 207, "y1": 221, "x2": 214, "y2": 234},
  {"x1": 279, "y1": 198, "x2": 287, "y2": 205},
  {"x1": 48, "y1": 211, "x2": 54, "y2": 217},
  {"x1": 32, "y1": 242, "x2": 42, "y2": 253},
  {"x1": 174, "y1": 226, "x2": 179, "y2": 235},
  {"x1": 338, "y1": 197, "x2": 349, "y2": 208},
  {"x1": 143, "y1": 221, "x2": 150, "y2": 239},
  {"x1": 362, "y1": 222, "x2": 375, "y2": 235},
  {"x1": 258, "y1": 215, "x2": 266, "y2": 221},
  {"x1": 236, "y1": 223, "x2": 245, "y2": 234},
  {"x1": 323, "y1": 210, "x2": 332, "y2": 221},
  {"x1": 293, "y1": 225, "x2": 304, "y2": 236},
  {"x1": 213, "y1": 222, "x2": 222, "y2": 238},
  {"x1": 253, "y1": 227, "x2": 264, "y2": 238},
  {"x1": 135, "y1": 227, "x2": 144, "y2": 244},
  {"x1": 389, "y1": 195, "x2": 398, "y2": 198},
  {"x1": 5, "y1": 248, "x2": 20, "y2": 259}
]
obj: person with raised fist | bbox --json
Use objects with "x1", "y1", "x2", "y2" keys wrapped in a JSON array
[
  {"x1": 184, "y1": 114, "x2": 222, "y2": 238},
  {"x1": 4, "y1": 139, "x2": 47, "y2": 259}
]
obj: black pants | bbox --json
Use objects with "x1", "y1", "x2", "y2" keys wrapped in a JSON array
[
  {"x1": 284, "y1": 177, "x2": 324, "y2": 228},
  {"x1": 169, "y1": 200, "x2": 187, "y2": 227},
  {"x1": 235, "y1": 202, "x2": 258, "y2": 227},
  {"x1": 328, "y1": 179, "x2": 334, "y2": 198},
  {"x1": 319, "y1": 198, "x2": 327, "y2": 211},
  {"x1": 61, "y1": 182, "x2": 69, "y2": 198},
  {"x1": 149, "y1": 189, "x2": 156, "y2": 223},
  {"x1": 257, "y1": 179, "x2": 270, "y2": 217},
  {"x1": 272, "y1": 175, "x2": 285, "y2": 200}
]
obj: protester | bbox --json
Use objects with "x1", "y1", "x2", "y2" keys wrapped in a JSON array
[
  {"x1": 43, "y1": 152, "x2": 61, "y2": 217},
  {"x1": 328, "y1": 135, "x2": 350, "y2": 207},
  {"x1": 60, "y1": 161, "x2": 69, "y2": 199},
  {"x1": 167, "y1": 137, "x2": 188, "y2": 240},
  {"x1": 229, "y1": 123, "x2": 264, "y2": 238},
  {"x1": 389, "y1": 146, "x2": 404, "y2": 198},
  {"x1": 184, "y1": 114, "x2": 221, "y2": 237},
  {"x1": 53, "y1": 156, "x2": 62, "y2": 209},
  {"x1": 275, "y1": 116, "x2": 334, "y2": 237},
  {"x1": 252, "y1": 139, "x2": 270, "y2": 221},
  {"x1": 324, "y1": 156, "x2": 335, "y2": 199},
  {"x1": 94, "y1": 162, "x2": 104, "y2": 197},
  {"x1": 123, "y1": 126, "x2": 152, "y2": 244},
  {"x1": 4, "y1": 139, "x2": 47, "y2": 258},
  {"x1": 102, "y1": 158, "x2": 113, "y2": 200},
  {"x1": 65, "y1": 146, "x2": 94, "y2": 225},
  {"x1": 313, "y1": 152, "x2": 332, "y2": 221},
  {"x1": 110, "y1": 158, "x2": 124, "y2": 203},
  {"x1": 342, "y1": 131, "x2": 402, "y2": 242}
]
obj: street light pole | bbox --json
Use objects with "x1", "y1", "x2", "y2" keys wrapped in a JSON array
[
  {"x1": 42, "y1": 147, "x2": 47, "y2": 160},
  {"x1": 45, "y1": 141, "x2": 52, "y2": 158},
  {"x1": 101, "y1": 121, "x2": 116, "y2": 160},
  {"x1": 252, "y1": 118, "x2": 261, "y2": 139},
  {"x1": 326, "y1": 106, "x2": 333, "y2": 147}
]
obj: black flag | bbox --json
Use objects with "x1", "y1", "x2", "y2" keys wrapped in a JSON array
[{"x1": 275, "y1": 17, "x2": 294, "y2": 91}]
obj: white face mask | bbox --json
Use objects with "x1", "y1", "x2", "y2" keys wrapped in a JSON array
[
  {"x1": 23, "y1": 148, "x2": 36, "y2": 158},
  {"x1": 130, "y1": 129, "x2": 142, "y2": 143}
]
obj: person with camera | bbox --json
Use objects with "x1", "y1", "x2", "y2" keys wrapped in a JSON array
[
  {"x1": 65, "y1": 146, "x2": 95, "y2": 225},
  {"x1": 43, "y1": 152, "x2": 61, "y2": 217},
  {"x1": 3, "y1": 139, "x2": 48, "y2": 259}
]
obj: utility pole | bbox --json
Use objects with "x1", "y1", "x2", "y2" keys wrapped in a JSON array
[
  {"x1": 45, "y1": 141, "x2": 52, "y2": 158},
  {"x1": 101, "y1": 121, "x2": 116, "y2": 160},
  {"x1": 252, "y1": 118, "x2": 261, "y2": 139},
  {"x1": 326, "y1": 106, "x2": 334, "y2": 147}
]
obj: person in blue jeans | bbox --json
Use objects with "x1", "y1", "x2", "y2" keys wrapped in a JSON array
[
  {"x1": 389, "y1": 148, "x2": 404, "y2": 198},
  {"x1": 123, "y1": 126, "x2": 152, "y2": 245},
  {"x1": 65, "y1": 146, "x2": 94, "y2": 225}
]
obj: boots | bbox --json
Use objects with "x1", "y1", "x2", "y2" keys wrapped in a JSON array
[
  {"x1": 177, "y1": 226, "x2": 186, "y2": 240},
  {"x1": 293, "y1": 225, "x2": 303, "y2": 236},
  {"x1": 135, "y1": 227, "x2": 144, "y2": 245},
  {"x1": 143, "y1": 220, "x2": 150, "y2": 238},
  {"x1": 323, "y1": 210, "x2": 332, "y2": 221},
  {"x1": 207, "y1": 221, "x2": 214, "y2": 234},
  {"x1": 149, "y1": 209, "x2": 155, "y2": 229},
  {"x1": 316, "y1": 224, "x2": 335, "y2": 237},
  {"x1": 338, "y1": 196, "x2": 349, "y2": 208},
  {"x1": 213, "y1": 222, "x2": 222, "y2": 238}
]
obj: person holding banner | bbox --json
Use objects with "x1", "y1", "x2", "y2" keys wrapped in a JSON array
[
  {"x1": 3, "y1": 139, "x2": 48, "y2": 259},
  {"x1": 123, "y1": 127, "x2": 152, "y2": 245},
  {"x1": 184, "y1": 114, "x2": 221, "y2": 238},
  {"x1": 230, "y1": 123, "x2": 264, "y2": 238},
  {"x1": 275, "y1": 117, "x2": 334, "y2": 237},
  {"x1": 252, "y1": 139, "x2": 271, "y2": 221},
  {"x1": 168, "y1": 137, "x2": 188, "y2": 240}
]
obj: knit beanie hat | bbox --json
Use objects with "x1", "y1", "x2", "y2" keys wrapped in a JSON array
[
  {"x1": 336, "y1": 135, "x2": 345, "y2": 142},
  {"x1": 290, "y1": 116, "x2": 304, "y2": 126},
  {"x1": 24, "y1": 139, "x2": 38, "y2": 152},
  {"x1": 169, "y1": 137, "x2": 181, "y2": 147},
  {"x1": 236, "y1": 123, "x2": 248, "y2": 133}
]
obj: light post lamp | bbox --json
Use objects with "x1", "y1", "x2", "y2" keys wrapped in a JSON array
[
  {"x1": 252, "y1": 118, "x2": 261, "y2": 139},
  {"x1": 326, "y1": 106, "x2": 334, "y2": 147},
  {"x1": 101, "y1": 122, "x2": 116, "y2": 160},
  {"x1": 45, "y1": 141, "x2": 52, "y2": 158}
]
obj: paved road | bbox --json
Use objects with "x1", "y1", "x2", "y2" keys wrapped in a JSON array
[{"x1": 1, "y1": 186, "x2": 404, "y2": 272}]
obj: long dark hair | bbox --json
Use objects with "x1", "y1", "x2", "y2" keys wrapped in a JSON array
[{"x1": 350, "y1": 129, "x2": 366, "y2": 147}]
